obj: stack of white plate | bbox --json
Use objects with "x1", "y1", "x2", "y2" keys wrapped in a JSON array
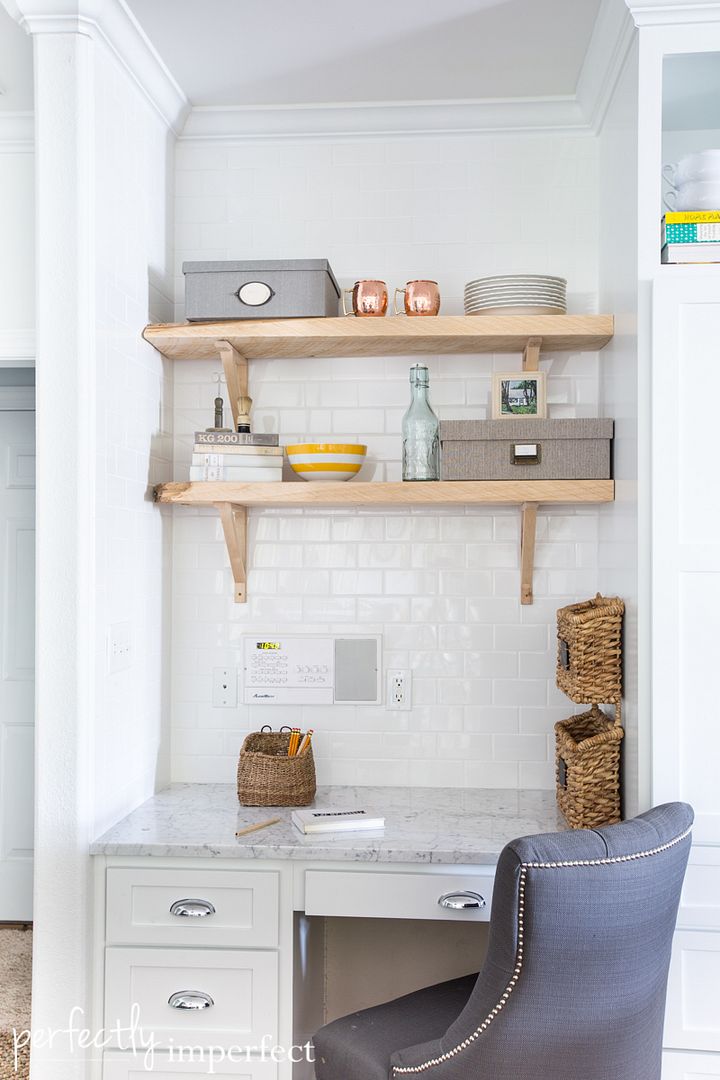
[{"x1": 464, "y1": 275, "x2": 567, "y2": 316}]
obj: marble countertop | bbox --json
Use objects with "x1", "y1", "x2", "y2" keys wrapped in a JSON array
[{"x1": 90, "y1": 784, "x2": 565, "y2": 864}]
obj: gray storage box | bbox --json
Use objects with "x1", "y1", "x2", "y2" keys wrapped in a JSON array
[
  {"x1": 440, "y1": 418, "x2": 613, "y2": 481},
  {"x1": 182, "y1": 259, "x2": 340, "y2": 321}
]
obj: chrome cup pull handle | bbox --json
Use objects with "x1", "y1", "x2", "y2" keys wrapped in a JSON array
[
  {"x1": 168, "y1": 990, "x2": 214, "y2": 1010},
  {"x1": 169, "y1": 898, "x2": 216, "y2": 918},
  {"x1": 438, "y1": 891, "x2": 486, "y2": 911}
]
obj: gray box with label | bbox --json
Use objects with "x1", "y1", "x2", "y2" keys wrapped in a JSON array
[
  {"x1": 182, "y1": 259, "x2": 341, "y2": 321},
  {"x1": 440, "y1": 418, "x2": 613, "y2": 481}
]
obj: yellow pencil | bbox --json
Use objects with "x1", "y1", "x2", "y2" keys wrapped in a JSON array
[
  {"x1": 235, "y1": 816, "x2": 281, "y2": 838},
  {"x1": 288, "y1": 728, "x2": 300, "y2": 756},
  {"x1": 297, "y1": 728, "x2": 314, "y2": 755}
]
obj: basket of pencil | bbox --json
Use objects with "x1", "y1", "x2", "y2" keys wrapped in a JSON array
[{"x1": 237, "y1": 727, "x2": 316, "y2": 807}]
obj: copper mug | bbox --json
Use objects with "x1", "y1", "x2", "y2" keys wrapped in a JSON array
[
  {"x1": 342, "y1": 279, "x2": 388, "y2": 317},
  {"x1": 394, "y1": 280, "x2": 441, "y2": 317}
]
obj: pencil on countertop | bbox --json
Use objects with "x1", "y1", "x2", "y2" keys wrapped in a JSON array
[
  {"x1": 297, "y1": 729, "x2": 314, "y2": 755},
  {"x1": 235, "y1": 816, "x2": 282, "y2": 838}
]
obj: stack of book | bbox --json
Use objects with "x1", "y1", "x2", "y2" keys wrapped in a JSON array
[
  {"x1": 662, "y1": 211, "x2": 720, "y2": 263},
  {"x1": 190, "y1": 431, "x2": 283, "y2": 481}
]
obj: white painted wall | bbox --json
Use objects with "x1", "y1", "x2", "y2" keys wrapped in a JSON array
[
  {"x1": 170, "y1": 131, "x2": 601, "y2": 788},
  {"x1": 597, "y1": 38, "x2": 642, "y2": 815},
  {"x1": 91, "y1": 38, "x2": 174, "y2": 838},
  {"x1": 0, "y1": 150, "x2": 34, "y2": 331}
]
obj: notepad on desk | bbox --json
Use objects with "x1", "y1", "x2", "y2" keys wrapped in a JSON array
[{"x1": 291, "y1": 808, "x2": 385, "y2": 834}]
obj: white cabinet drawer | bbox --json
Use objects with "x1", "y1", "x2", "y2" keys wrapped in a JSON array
[
  {"x1": 304, "y1": 869, "x2": 493, "y2": 921},
  {"x1": 106, "y1": 868, "x2": 279, "y2": 947},
  {"x1": 104, "y1": 947, "x2": 278, "y2": 1049},
  {"x1": 664, "y1": 930, "x2": 720, "y2": 1051},
  {"x1": 662, "y1": 1049, "x2": 720, "y2": 1078},
  {"x1": 103, "y1": 1052, "x2": 278, "y2": 1079}
]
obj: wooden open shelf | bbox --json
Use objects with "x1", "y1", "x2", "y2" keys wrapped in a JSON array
[
  {"x1": 144, "y1": 314, "x2": 614, "y2": 362},
  {"x1": 147, "y1": 314, "x2": 616, "y2": 604},
  {"x1": 155, "y1": 480, "x2": 614, "y2": 604},
  {"x1": 155, "y1": 479, "x2": 613, "y2": 508}
]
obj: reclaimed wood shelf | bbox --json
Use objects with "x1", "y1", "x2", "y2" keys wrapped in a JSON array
[
  {"x1": 146, "y1": 314, "x2": 615, "y2": 604},
  {"x1": 144, "y1": 314, "x2": 613, "y2": 361},
  {"x1": 155, "y1": 480, "x2": 614, "y2": 605},
  {"x1": 144, "y1": 314, "x2": 614, "y2": 427}
]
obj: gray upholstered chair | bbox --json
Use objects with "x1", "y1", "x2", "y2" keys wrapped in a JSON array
[{"x1": 313, "y1": 802, "x2": 693, "y2": 1080}]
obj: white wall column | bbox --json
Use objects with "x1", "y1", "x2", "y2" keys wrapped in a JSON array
[{"x1": 29, "y1": 23, "x2": 97, "y2": 1080}]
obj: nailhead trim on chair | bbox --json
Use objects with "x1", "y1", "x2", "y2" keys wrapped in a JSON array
[{"x1": 391, "y1": 824, "x2": 692, "y2": 1075}]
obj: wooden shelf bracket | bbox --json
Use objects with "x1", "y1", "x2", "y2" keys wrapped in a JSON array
[
  {"x1": 216, "y1": 340, "x2": 249, "y2": 430},
  {"x1": 520, "y1": 503, "x2": 539, "y2": 606},
  {"x1": 215, "y1": 502, "x2": 248, "y2": 603},
  {"x1": 523, "y1": 336, "x2": 543, "y2": 371}
]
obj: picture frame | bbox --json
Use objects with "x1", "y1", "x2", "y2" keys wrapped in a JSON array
[{"x1": 492, "y1": 372, "x2": 547, "y2": 419}]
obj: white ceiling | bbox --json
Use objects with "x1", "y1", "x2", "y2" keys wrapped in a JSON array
[
  {"x1": 0, "y1": 5, "x2": 33, "y2": 111},
  {"x1": 127, "y1": 0, "x2": 602, "y2": 108}
]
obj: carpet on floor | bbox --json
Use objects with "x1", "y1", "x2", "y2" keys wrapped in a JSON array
[{"x1": 0, "y1": 928, "x2": 31, "y2": 1080}]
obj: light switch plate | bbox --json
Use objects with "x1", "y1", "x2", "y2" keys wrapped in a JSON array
[{"x1": 107, "y1": 622, "x2": 132, "y2": 674}]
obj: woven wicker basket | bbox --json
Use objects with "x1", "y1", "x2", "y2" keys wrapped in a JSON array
[
  {"x1": 555, "y1": 705, "x2": 623, "y2": 829},
  {"x1": 556, "y1": 594, "x2": 624, "y2": 705},
  {"x1": 237, "y1": 730, "x2": 316, "y2": 807}
]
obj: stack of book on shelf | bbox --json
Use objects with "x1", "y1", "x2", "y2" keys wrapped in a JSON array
[
  {"x1": 190, "y1": 431, "x2": 283, "y2": 481},
  {"x1": 662, "y1": 211, "x2": 720, "y2": 263}
]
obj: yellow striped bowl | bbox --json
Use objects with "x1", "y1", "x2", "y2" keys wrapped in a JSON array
[{"x1": 286, "y1": 443, "x2": 367, "y2": 482}]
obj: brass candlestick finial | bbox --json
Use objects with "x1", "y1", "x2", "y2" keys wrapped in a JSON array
[{"x1": 206, "y1": 373, "x2": 231, "y2": 432}]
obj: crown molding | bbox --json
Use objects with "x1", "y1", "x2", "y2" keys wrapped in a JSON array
[
  {"x1": 0, "y1": 111, "x2": 33, "y2": 151},
  {"x1": 576, "y1": 0, "x2": 637, "y2": 133},
  {"x1": 626, "y1": 0, "x2": 720, "y2": 24},
  {"x1": 3, "y1": 0, "x2": 189, "y2": 133},
  {"x1": 180, "y1": 96, "x2": 590, "y2": 141},
  {"x1": 0, "y1": 330, "x2": 35, "y2": 368},
  {"x1": 178, "y1": 1, "x2": 636, "y2": 145}
]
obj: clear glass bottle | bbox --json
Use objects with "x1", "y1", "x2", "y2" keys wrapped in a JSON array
[{"x1": 402, "y1": 364, "x2": 440, "y2": 481}]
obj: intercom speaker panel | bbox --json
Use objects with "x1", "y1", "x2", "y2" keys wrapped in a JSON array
[{"x1": 242, "y1": 635, "x2": 381, "y2": 705}]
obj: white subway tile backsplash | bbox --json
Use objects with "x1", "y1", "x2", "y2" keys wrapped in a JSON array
[
  {"x1": 465, "y1": 652, "x2": 518, "y2": 679},
  {"x1": 464, "y1": 706, "x2": 519, "y2": 733},
  {"x1": 493, "y1": 679, "x2": 548, "y2": 707},
  {"x1": 440, "y1": 570, "x2": 493, "y2": 596},
  {"x1": 519, "y1": 762, "x2": 556, "y2": 790},
  {"x1": 438, "y1": 679, "x2": 493, "y2": 706},
  {"x1": 465, "y1": 761, "x2": 520, "y2": 789},
  {"x1": 171, "y1": 127, "x2": 601, "y2": 790},
  {"x1": 493, "y1": 733, "x2": 548, "y2": 762}
]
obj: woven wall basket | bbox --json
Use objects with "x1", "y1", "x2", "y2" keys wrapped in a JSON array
[
  {"x1": 237, "y1": 730, "x2": 316, "y2": 807},
  {"x1": 555, "y1": 705, "x2": 623, "y2": 829},
  {"x1": 556, "y1": 594, "x2": 624, "y2": 706}
]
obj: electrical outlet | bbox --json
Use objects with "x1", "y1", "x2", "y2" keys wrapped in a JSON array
[
  {"x1": 107, "y1": 622, "x2": 133, "y2": 674},
  {"x1": 386, "y1": 669, "x2": 411, "y2": 711},
  {"x1": 213, "y1": 667, "x2": 237, "y2": 707}
]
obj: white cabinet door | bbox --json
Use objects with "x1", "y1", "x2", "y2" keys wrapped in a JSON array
[
  {"x1": 0, "y1": 408, "x2": 34, "y2": 920},
  {"x1": 665, "y1": 931, "x2": 720, "y2": 1052},
  {"x1": 652, "y1": 276, "x2": 720, "y2": 1059},
  {"x1": 663, "y1": 1049, "x2": 720, "y2": 1078},
  {"x1": 651, "y1": 274, "x2": 720, "y2": 840},
  {"x1": 104, "y1": 947, "x2": 278, "y2": 1049}
]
